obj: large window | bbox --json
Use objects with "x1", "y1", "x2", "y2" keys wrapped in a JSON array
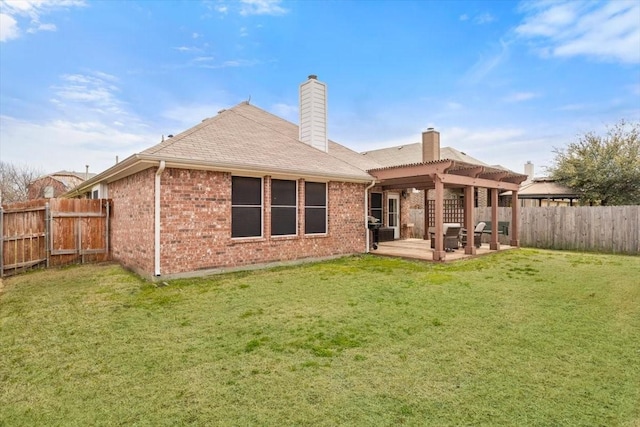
[
  {"x1": 232, "y1": 176, "x2": 262, "y2": 238},
  {"x1": 305, "y1": 182, "x2": 327, "y2": 234},
  {"x1": 370, "y1": 192, "x2": 382, "y2": 222},
  {"x1": 271, "y1": 179, "x2": 297, "y2": 236}
]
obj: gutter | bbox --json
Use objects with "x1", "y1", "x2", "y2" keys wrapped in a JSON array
[
  {"x1": 154, "y1": 160, "x2": 166, "y2": 276},
  {"x1": 64, "y1": 153, "x2": 374, "y2": 198},
  {"x1": 364, "y1": 180, "x2": 376, "y2": 253}
]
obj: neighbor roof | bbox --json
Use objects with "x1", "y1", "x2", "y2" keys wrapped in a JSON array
[
  {"x1": 361, "y1": 142, "x2": 490, "y2": 168},
  {"x1": 33, "y1": 170, "x2": 96, "y2": 190},
  {"x1": 516, "y1": 178, "x2": 580, "y2": 199}
]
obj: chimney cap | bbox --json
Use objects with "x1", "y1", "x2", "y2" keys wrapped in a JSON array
[
  {"x1": 426, "y1": 127, "x2": 435, "y2": 131},
  {"x1": 308, "y1": 74, "x2": 318, "y2": 80}
]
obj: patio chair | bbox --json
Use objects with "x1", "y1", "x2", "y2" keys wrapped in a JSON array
[
  {"x1": 461, "y1": 222, "x2": 486, "y2": 248},
  {"x1": 430, "y1": 225, "x2": 461, "y2": 251}
]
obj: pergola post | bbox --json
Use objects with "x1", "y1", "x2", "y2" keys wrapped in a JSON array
[
  {"x1": 490, "y1": 188, "x2": 500, "y2": 250},
  {"x1": 511, "y1": 190, "x2": 520, "y2": 247},
  {"x1": 423, "y1": 195, "x2": 429, "y2": 240},
  {"x1": 464, "y1": 185, "x2": 475, "y2": 255},
  {"x1": 433, "y1": 175, "x2": 445, "y2": 261}
]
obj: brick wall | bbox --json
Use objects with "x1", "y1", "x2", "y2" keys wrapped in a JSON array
[
  {"x1": 109, "y1": 167, "x2": 366, "y2": 277},
  {"x1": 27, "y1": 177, "x2": 67, "y2": 199},
  {"x1": 108, "y1": 168, "x2": 155, "y2": 275}
]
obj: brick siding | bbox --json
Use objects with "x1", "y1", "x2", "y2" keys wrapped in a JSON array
[
  {"x1": 108, "y1": 168, "x2": 156, "y2": 275},
  {"x1": 108, "y1": 167, "x2": 366, "y2": 277}
]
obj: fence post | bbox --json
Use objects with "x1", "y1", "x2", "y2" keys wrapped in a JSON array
[
  {"x1": 105, "y1": 200, "x2": 110, "y2": 260},
  {"x1": 45, "y1": 202, "x2": 51, "y2": 268},
  {"x1": 0, "y1": 205, "x2": 4, "y2": 278}
]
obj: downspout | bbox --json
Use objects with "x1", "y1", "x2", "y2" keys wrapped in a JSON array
[
  {"x1": 154, "y1": 161, "x2": 166, "y2": 276},
  {"x1": 364, "y1": 180, "x2": 376, "y2": 253}
]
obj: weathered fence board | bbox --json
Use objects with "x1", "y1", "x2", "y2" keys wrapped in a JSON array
[
  {"x1": 475, "y1": 206, "x2": 639, "y2": 254},
  {"x1": 1, "y1": 199, "x2": 111, "y2": 276}
]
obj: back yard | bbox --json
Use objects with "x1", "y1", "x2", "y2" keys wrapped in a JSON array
[{"x1": 1, "y1": 249, "x2": 638, "y2": 426}]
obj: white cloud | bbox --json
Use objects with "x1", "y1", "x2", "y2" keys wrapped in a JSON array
[
  {"x1": 516, "y1": 0, "x2": 640, "y2": 63},
  {"x1": 0, "y1": 0, "x2": 85, "y2": 41},
  {"x1": 503, "y1": 92, "x2": 540, "y2": 102},
  {"x1": 474, "y1": 13, "x2": 496, "y2": 25},
  {"x1": 460, "y1": 12, "x2": 496, "y2": 25},
  {"x1": 0, "y1": 114, "x2": 155, "y2": 173},
  {"x1": 174, "y1": 46, "x2": 201, "y2": 52},
  {"x1": 51, "y1": 72, "x2": 126, "y2": 116},
  {"x1": 239, "y1": 0, "x2": 287, "y2": 16},
  {"x1": 463, "y1": 39, "x2": 510, "y2": 84},
  {"x1": 0, "y1": 13, "x2": 19, "y2": 41}
]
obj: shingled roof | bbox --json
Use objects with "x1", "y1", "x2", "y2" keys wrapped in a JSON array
[
  {"x1": 361, "y1": 142, "x2": 490, "y2": 168},
  {"x1": 141, "y1": 101, "x2": 374, "y2": 181}
]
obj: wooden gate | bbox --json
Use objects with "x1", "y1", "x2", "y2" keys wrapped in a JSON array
[{"x1": 0, "y1": 199, "x2": 111, "y2": 277}]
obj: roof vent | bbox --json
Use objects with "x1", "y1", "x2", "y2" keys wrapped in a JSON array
[
  {"x1": 217, "y1": 109, "x2": 226, "y2": 114},
  {"x1": 308, "y1": 74, "x2": 318, "y2": 80}
]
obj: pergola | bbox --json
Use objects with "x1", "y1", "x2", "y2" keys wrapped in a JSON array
[{"x1": 368, "y1": 160, "x2": 528, "y2": 261}]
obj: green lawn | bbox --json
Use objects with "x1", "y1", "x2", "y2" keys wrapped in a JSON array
[{"x1": 1, "y1": 249, "x2": 639, "y2": 426}]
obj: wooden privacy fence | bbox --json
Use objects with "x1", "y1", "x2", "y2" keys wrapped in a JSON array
[
  {"x1": 0, "y1": 199, "x2": 111, "y2": 277},
  {"x1": 475, "y1": 206, "x2": 639, "y2": 254}
]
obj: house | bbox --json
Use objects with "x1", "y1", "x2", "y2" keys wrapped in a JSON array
[
  {"x1": 501, "y1": 162, "x2": 581, "y2": 207},
  {"x1": 68, "y1": 75, "x2": 527, "y2": 278},
  {"x1": 28, "y1": 170, "x2": 96, "y2": 199},
  {"x1": 517, "y1": 177, "x2": 580, "y2": 206}
]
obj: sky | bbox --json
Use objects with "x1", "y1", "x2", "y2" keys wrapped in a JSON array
[{"x1": 1, "y1": 0, "x2": 639, "y2": 178}]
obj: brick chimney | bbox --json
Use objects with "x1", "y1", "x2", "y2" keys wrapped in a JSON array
[
  {"x1": 422, "y1": 128, "x2": 440, "y2": 162},
  {"x1": 299, "y1": 75, "x2": 328, "y2": 152}
]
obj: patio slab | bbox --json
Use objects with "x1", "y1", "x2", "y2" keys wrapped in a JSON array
[{"x1": 371, "y1": 238, "x2": 515, "y2": 262}]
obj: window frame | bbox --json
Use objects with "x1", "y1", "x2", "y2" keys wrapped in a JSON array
[
  {"x1": 231, "y1": 176, "x2": 264, "y2": 239},
  {"x1": 271, "y1": 179, "x2": 298, "y2": 237},
  {"x1": 370, "y1": 192, "x2": 383, "y2": 223},
  {"x1": 304, "y1": 181, "x2": 327, "y2": 235}
]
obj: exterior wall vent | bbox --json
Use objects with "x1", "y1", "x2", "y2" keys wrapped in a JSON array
[{"x1": 299, "y1": 75, "x2": 328, "y2": 152}]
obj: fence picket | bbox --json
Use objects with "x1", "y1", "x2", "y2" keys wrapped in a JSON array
[{"x1": 1, "y1": 199, "x2": 111, "y2": 276}]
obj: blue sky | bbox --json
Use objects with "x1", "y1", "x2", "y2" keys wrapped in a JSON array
[{"x1": 1, "y1": 0, "x2": 639, "y2": 177}]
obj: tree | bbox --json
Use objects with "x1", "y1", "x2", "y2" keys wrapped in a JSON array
[
  {"x1": 0, "y1": 161, "x2": 44, "y2": 204},
  {"x1": 549, "y1": 120, "x2": 640, "y2": 206}
]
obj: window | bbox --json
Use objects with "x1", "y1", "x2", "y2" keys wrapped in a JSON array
[
  {"x1": 44, "y1": 186, "x2": 54, "y2": 198},
  {"x1": 232, "y1": 176, "x2": 262, "y2": 238},
  {"x1": 271, "y1": 179, "x2": 297, "y2": 236},
  {"x1": 370, "y1": 192, "x2": 382, "y2": 222},
  {"x1": 305, "y1": 182, "x2": 326, "y2": 234}
]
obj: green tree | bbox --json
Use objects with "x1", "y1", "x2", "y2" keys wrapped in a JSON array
[{"x1": 549, "y1": 120, "x2": 640, "y2": 206}]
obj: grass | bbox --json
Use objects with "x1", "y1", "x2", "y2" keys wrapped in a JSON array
[{"x1": 1, "y1": 249, "x2": 639, "y2": 426}]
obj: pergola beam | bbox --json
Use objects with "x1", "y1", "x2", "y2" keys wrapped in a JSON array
[{"x1": 438, "y1": 173, "x2": 522, "y2": 191}]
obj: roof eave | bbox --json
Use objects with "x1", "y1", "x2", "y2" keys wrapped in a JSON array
[{"x1": 65, "y1": 154, "x2": 374, "y2": 198}]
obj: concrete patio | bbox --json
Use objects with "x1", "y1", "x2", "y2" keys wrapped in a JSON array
[{"x1": 370, "y1": 238, "x2": 516, "y2": 262}]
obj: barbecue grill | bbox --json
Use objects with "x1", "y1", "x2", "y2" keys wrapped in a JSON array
[{"x1": 367, "y1": 216, "x2": 381, "y2": 250}]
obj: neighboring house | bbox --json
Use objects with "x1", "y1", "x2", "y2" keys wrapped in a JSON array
[
  {"x1": 68, "y1": 75, "x2": 526, "y2": 278},
  {"x1": 501, "y1": 162, "x2": 580, "y2": 207},
  {"x1": 516, "y1": 178, "x2": 580, "y2": 206},
  {"x1": 28, "y1": 170, "x2": 96, "y2": 199}
]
